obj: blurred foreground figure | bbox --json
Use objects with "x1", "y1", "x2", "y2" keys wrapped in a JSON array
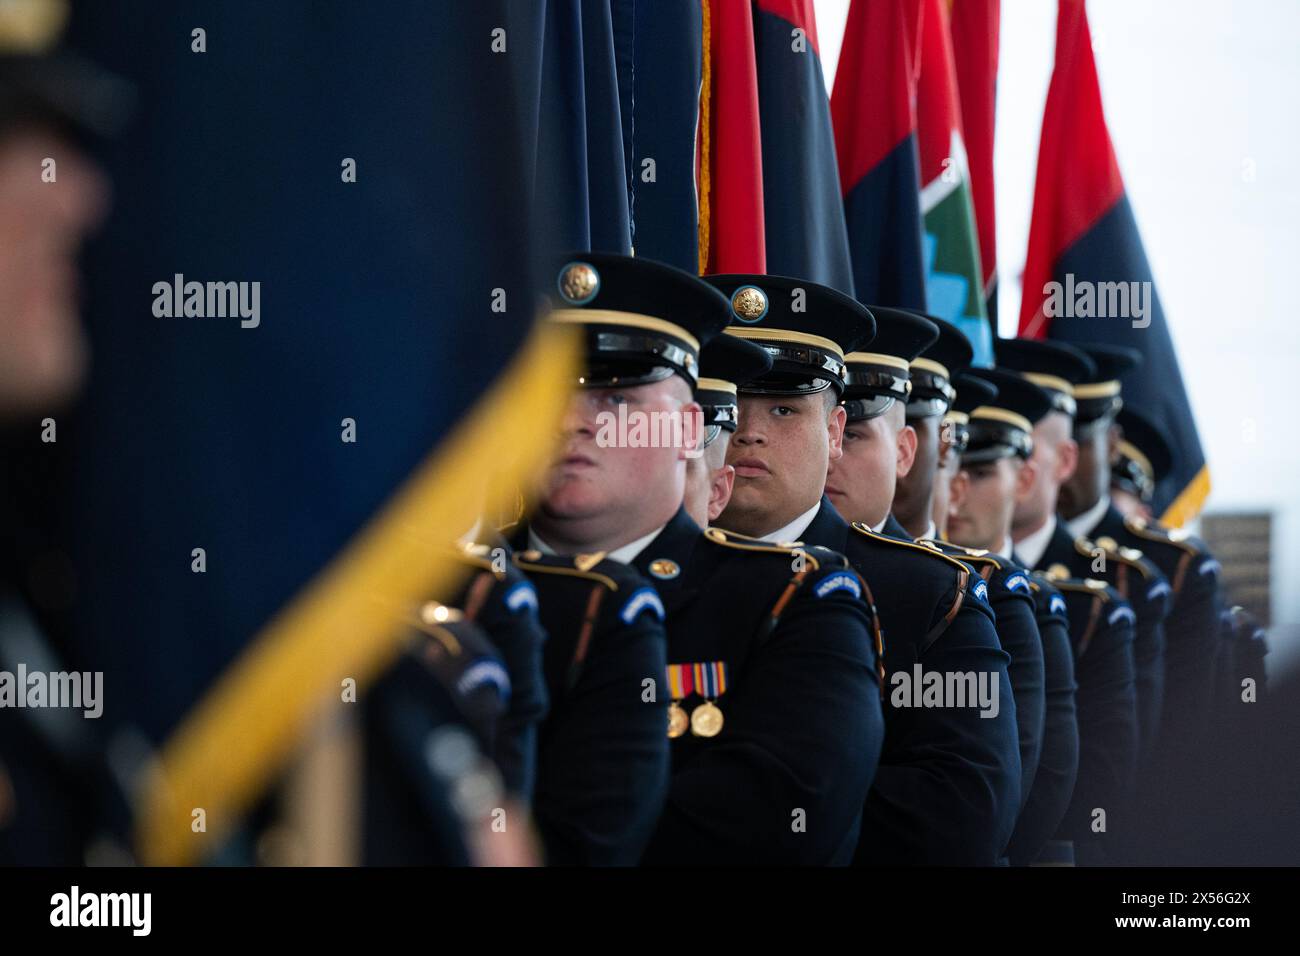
[
  {"x1": 0, "y1": 0, "x2": 128, "y2": 864},
  {"x1": 0, "y1": 0, "x2": 118, "y2": 415}
]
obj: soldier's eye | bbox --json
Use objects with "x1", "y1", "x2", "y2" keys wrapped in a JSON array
[
  {"x1": 605, "y1": 392, "x2": 630, "y2": 406},
  {"x1": 771, "y1": 405, "x2": 795, "y2": 417}
]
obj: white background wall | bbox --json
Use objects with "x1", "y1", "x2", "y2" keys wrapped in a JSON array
[{"x1": 815, "y1": 0, "x2": 1300, "y2": 664}]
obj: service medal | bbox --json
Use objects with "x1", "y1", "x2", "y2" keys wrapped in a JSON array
[
  {"x1": 667, "y1": 702, "x2": 689, "y2": 738},
  {"x1": 690, "y1": 700, "x2": 724, "y2": 737}
]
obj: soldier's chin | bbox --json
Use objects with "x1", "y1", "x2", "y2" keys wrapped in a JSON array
[
  {"x1": 538, "y1": 484, "x2": 607, "y2": 522},
  {"x1": 0, "y1": 314, "x2": 88, "y2": 418}
]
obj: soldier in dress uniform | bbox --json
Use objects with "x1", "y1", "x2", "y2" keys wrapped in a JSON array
[
  {"x1": 827, "y1": 311, "x2": 1048, "y2": 864},
  {"x1": 0, "y1": 0, "x2": 130, "y2": 864},
  {"x1": 954, "y1": 353, "x2": 1142, "y2": 866},
  {"x1": 919, "y1": 367, "x2": 1067, "y2": 866},
  {"x1": 823, "y1": 306, "x2": 937, "y2": 541},
  {"x1": 1067, "y1": 379, "x2": 1227, "y2": 755},
  {"x1": 1110, "y1": 406, "x2": 1261, "y2": 725},
  {"x1": 702, "y1": 274, "x2": 1019, "y2": 866},
  {"x1": 892, "y1": 315, "x2": 974, "y2": 541},
  {"x1": 946, "y1": 367, "x2": 1138, "y2": 865},
  {"x1": 682, "y1": 334, "x2": 772, "y2": 528},
  {"x1": 934, "y1": 373, "x2": 1078, "y2": 866},
  {"x1": 998, "y1": 339, "x2": 1172, "y2": 761},
  {"x1": 515, "y1": 253, "x2": 884, "y2": 865}
]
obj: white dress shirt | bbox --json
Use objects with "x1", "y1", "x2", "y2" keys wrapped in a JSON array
[
  {"x1": 527, "y1": 524, "x2": 666, "y2": 565},
  {"x1": 1066, "y1": 494, "x2": 1112, "y2": 541},
  {"x1": 756, "y1": 501, "x2": 823, "y2": 545},
  {"x1": 1014, "y1": 515, "x2": 1058, "y2": 570}
]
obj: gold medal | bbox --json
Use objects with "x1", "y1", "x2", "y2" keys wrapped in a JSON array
[
  {"x1": 690, "y1": 700, "x2": 724, "y2": 737},
  {"x1": 667, "y1": 702, "x2": 689, "y2": 738}
]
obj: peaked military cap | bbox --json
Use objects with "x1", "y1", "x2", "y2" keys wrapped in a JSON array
[
  {"x1": 945, "y1": 371, "x2": 998, "y2": 455},
  {"x1": 697, "y1": 333, "x2": 773, "y2": 443},
  {"x1": 907, "y1": 314, "x2": 973, "y2": 420},
  {"x1": 547, "y1": 252, "x2": 732, "y2": 389},
  {"x1": 962, "y1": 367, "x2": 1053, "y2": 463},
  {"x1": 1073, "y1": 343, "x2": 1143, "y2": 436},
  {"x1": 1113, "y1": 406, "x2": 1173, "y2": 503},
  {"x1": 993, "y1": 337, "x2": 1096, "y2": 418},
  {"x1": 842, "y1": 307, "x2": 938, "y2": 422},
  {"x1": 702, "y1": 274, "x2": 875, "y2": 396}
]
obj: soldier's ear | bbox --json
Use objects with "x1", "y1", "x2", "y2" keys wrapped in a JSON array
[
  {"x1": 1014, "y1": 456, "x2": 1039, "y2": 504},
  {"x1": 896, "y1": 423, "x2": 918, "y2": 478},
  {"x1": 827, "y1": 403, "x2": 847, "y2": 460},
  {"x1": 708, "y1": 464, "x2": 735, "y2": 522},
  {"x1": 948, "y1": 468, "x2": 969, "y2": 514},
  {"x1": 678, "y1": 400, "x2": 704, "y2": 462},
  {"x1": 1057, "y1": 437, "x2": 1079, "y2": 483}
]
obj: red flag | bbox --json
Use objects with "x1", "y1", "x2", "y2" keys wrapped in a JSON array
[
  {"x1": 948, "y1": 0, "x2": 1000, "y2": 316},
  {"x1": 830, "y1": 0, "x2": 927, "y2": 308},
  {"x1": 697, "y1": 0, "x2": 765, "y2": 275},
  {"x1": 1019, "y1": 0, "x2": 1206, "y2": 525},
  {"x1": 1019, "y1": 0, "x2": 1123, "y2": 339}
]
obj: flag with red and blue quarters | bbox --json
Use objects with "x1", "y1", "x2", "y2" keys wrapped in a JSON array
[
  {"x1": 916, "y1": 0, "x2": 993, "y2": 365},
  {"x1": 831, "y1": 0, "x2": 928, "y2": 309},
  {"x1": 948, "y1": 0, "x2": 1001, "y2": 324},
  {"x1": 753, "y1": 0, "x2": 853, "y2": 294},
  {"x1": 1019, "y1": 0, "x2": 1208, "y2": 525}
]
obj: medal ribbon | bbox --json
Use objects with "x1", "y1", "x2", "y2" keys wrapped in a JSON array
[
  {"x1": 667, "y1": 664, "x2": 695, "y2": 700},
  {"x1": 667, "y1": 662, "x2": 727, "y2": 699}
]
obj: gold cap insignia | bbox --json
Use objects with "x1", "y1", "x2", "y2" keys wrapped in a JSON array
[
  {"x1": 649, "y1": 558, "x2": 680, "y2": 580},
  {"x1": 731, "y1": 285, "x2": 768, "y2": 323},
  {"x1": 1096, "y1": 535, "x2": 1118, "y2": 551},
  {"x1": 558, "y1": 261, "x2": 600, "y2": 305},
  {"x1": 518, "y1": 549, "x2": 543, "y2": 562}
]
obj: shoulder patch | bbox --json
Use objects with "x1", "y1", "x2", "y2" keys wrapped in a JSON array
[
  {"x1": 1198, "y1": 558, "x2": 1221, "y2": 578},
  {"x1": 1003, "y1": 572, "x2": 1031, "y2": 594},
  {"x1": 458, "y1": 657, "x2": 512, "y2": 700},
  {"x1": 1146, "y1": 580, "x2": 1172, "y2": 603},
  {"x1": 813, "y1": 571, "x2": 862, "y2": 600},
  {"x1": 1049, "y1": 593, "x2": 1068, "y2": 617},
  {"x1": 970, "y1": 579, "x2": 990, "y2": 604},
  {"x1": 1108, "y1": 605, "x2": 1137, "y2": 627},
  {"x1": 503, "y1": 580, "x2": 538, "y2": 613},
  {"x1": 619, "y1": 586, "x2": 665, "y2": 624}
]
